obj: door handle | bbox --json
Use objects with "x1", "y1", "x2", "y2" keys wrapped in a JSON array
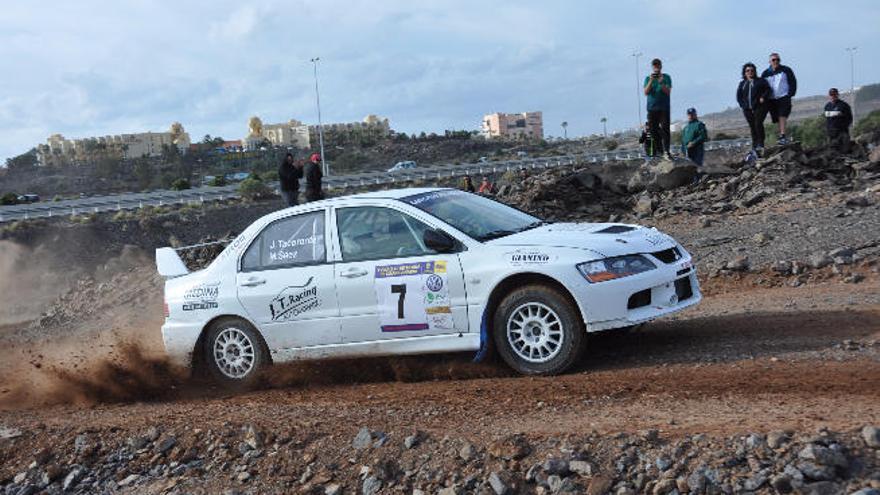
[
  {"x1": 240, "y1": 277, "x2": 266, "y2": 287},
  {"x1": 340, "y1": 267, "x2": 369, "y2": 278}
]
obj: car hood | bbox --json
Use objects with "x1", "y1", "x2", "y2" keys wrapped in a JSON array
[{"x1": 485, "y1": 223, "x2": 676, "y2": 258}]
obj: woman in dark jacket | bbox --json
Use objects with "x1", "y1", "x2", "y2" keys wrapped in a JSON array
[{"x1": 736, "y1": 62, "x2": 771, "y2": 155}]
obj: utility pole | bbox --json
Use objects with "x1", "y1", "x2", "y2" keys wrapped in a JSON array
[
  {"x1": 632, "y1": 51, "x2": 643, "y2": 128},
  {"x1": 310, "y1": 57, "x2": 327, "y2": 175},
  {"x1": 845, "y1": 47, "x2": 858, "y2": 120}
]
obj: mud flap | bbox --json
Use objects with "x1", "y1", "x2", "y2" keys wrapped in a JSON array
[{"x1": 473, "y1": 308, "x2": 489, "y2": 362}]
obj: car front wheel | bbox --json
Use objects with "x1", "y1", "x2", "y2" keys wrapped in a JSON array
[
  {"x1": 493, "y1": 285, "x2": 585, "y2": 375},
  {"x1": 204, "y1": 319, "x2": 269, "y2": 388}
]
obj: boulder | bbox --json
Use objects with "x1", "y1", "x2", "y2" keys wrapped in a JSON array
[{"x1": 649, "y1": 160, "x2": 698, "y2": 191}]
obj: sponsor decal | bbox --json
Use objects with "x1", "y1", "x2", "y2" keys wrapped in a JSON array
[
  {"x1": 182, "y1": 281, "x2": 220, "y2": 311},
  {"x1": 644, "y1": 232, "x2": 669, "y2": 247},
  {"x1": 374, "y1": 260, "x2": 453, "y2": 332},
  {"x1": 269, "y1": 277, "x2": 320, "y2": 321},
  {"x1": 425, "y1": 274, "x2": 444, "y2": 292},
  {"x1": 267, "y1": 234, "x2": 322, "y2": 263},
  {"x1": 220, "y1": 234, "x2": 250, "y2": 260},
  {"x1": 403, "y1": 190, "x2": 463, "y2": 207},
  {"x1": 506, "y1": 249, "x2": 552, "y2": 266}
]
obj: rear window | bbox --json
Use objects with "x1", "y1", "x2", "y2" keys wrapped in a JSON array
[{"x1": 241, "y1": 211, "x2": 326, "y2": 271}]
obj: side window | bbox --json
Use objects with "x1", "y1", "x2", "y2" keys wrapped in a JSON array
[
  {"x1": 336, "y1": 207, "x2": 435, "y2": 262},
  {"x1": 241, "y1": 211, "x2": 326, "y2": 271}
]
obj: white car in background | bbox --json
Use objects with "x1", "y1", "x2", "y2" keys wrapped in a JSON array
[
  {"x1": 387, "y1": 160, "x2": 417, "y2": 173},
  {"x1": 157, "y1": 188, "x2": 701, "y2": 387}
]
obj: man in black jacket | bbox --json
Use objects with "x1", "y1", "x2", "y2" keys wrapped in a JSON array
[
  {"x1": 824, "y1": 88, "x2": 853, "y2": 152},
  {"x1": 304, "y1": 152, "x2": 324, "y2": 202},
  {"x1": 761, "y1": 53, "x2": 797, "y2": 145},
  {"x1": 736, "y1": 62, "x2": 771, "y2": 155},
  {"x1": 278, "y1": 153, "x2": 302, "y2": 207}
]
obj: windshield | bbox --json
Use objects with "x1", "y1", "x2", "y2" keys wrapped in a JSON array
[{"x1": 402, "y1": 190, "x2": 545, "y2": 241}]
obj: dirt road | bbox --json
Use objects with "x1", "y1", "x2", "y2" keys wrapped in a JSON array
[{"x1": 1, "y1": 280, "x2": 879, "y2": 494}]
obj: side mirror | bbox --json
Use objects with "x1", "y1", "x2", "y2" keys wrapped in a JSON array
[{"x1": 424, "y1": 229, "x2": 456, "y2": 253}]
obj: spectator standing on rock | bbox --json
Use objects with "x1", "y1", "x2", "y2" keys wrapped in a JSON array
[
  {"x1": 736, "y1": 62, "x2": 771, "y2": 158},
  {"x1": 462, "y1": 175, "x2": 476, "y2": 193},
  {"x1": 644, "y1": 58, "x2": 673, "y2": 160},
  {"x1": 278, "y1": 153, "x2": 303, "y2": 207},
  {"x1": 304, "y1": 153, "x2": 324, "y2": 202},
  {"x1": 681, "y1": 108, "x2": 708, "y2": 167},
  {"x1": 761, "y1": 53, "x2": 797, "y2": 145},
  {"x1": 824, "y1": 88, "x2": 853, "y2": 153}
]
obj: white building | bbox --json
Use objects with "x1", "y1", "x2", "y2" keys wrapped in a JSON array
[
  {"x1": 37, "y1": 122, "x2": 191, "y2": 166},
  {"x1": 244, "y1": 117, "x2": 311, "y2": 150}
]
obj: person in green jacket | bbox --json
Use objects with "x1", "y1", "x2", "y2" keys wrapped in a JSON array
[{"x1": 681, "y1": 107, "x2": 708, "y2": 166}]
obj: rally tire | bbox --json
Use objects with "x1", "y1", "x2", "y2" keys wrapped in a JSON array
[
  {"x1": 203, "y1": 318, "x2": 270, "y2": 389},
  {"x1": 492, "y1": 285, "x2": 585, "y2": 375}
]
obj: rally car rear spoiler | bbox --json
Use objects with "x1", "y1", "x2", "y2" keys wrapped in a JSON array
[{"x1": 155, "y1": 239, "x2": 232, "y2": 279}]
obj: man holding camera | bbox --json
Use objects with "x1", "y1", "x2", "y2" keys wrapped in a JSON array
[{"x1": 644, "y1": 58, "x2": 673, "y2": 160}]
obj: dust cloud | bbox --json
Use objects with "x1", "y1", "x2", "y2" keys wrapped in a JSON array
[{"x1": 0, "y1": 240, "x2": 77, "y2": 326}]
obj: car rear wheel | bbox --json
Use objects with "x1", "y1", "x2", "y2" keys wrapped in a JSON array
[
  {"x1": 493, "y1": 285, "x2": 585, "y2": 375},
  {"x1": 204, "y1": 319, "x2": 269, "y2": 388}
]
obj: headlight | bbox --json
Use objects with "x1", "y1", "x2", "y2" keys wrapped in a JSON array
[{"x1": 577, "y1": 255, "x2": 657, "y2": 283}]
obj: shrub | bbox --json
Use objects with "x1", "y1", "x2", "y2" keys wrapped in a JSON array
[
  {"x1": 170, "y1": 178, "x2": 191, "y2": 191},
  {"x1": 209, "y1": 175, "x2": 228, "y2": 187},
  {"x1": 260, "y1": 170, "x2": 279, "y2": 182},
  {"x1": 604, "y1": 139, "x2": 619, "y2": 151},
  {"x1": 1, "y1": 192, "x2": 18, "y2": 205},
  {"x1": 854, "y1": 109, "x2": 880, "y2": 137},
  {"x1": 112, "y1": 210, "x2": 135, "y2": 222},
  {"x1": 788, "y1": 116, "x2": 826, "y2": 148},
  {"x1": 239, "y1": 177, "x2": 273, "y2": 201}
]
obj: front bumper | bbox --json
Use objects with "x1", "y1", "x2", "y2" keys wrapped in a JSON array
[
  {"x1": 161, "y1": 320, "x2": 204, "y2": 370},
  {"x1": 574, "y1": 253, "x2": 702, "y2": 332}
]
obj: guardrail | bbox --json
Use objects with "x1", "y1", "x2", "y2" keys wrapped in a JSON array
[{"x1": 0, "y1": 138, "x2": 750, "y2": 223}]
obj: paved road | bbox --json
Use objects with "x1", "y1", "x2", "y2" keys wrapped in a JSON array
[{"x1": 0, "y1": 139, "x2": 749, "y2": 222}]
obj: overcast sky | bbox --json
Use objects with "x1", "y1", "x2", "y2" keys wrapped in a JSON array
[{"x1": 2, "y1": 1, "x2": 879, "y2": 161}]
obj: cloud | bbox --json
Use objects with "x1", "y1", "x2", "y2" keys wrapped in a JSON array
[{"x1": 1, "y1": 0, "x2": 879, "y2": 161}]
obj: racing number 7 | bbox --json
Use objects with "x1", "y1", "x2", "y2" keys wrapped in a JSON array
[{"x1": 391, "y1": 284, "x2": 406, "y2": 319}]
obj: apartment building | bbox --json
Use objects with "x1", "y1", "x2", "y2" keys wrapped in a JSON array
[
  {"x1": 481, "y1": 111, "x2": 544, "y2": 140},
  {"x1": 37, "y1": 122, "x2": 191, "y2": 166}
]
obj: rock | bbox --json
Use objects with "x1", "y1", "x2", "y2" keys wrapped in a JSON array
[
  {"x1": 743, "y1": 474, "x2": 767, "y2": 491},
  {"x1": 547, "y1": 475, "x2": 563, "y2": 493},
  {"x1": 361, "y1": 476, "x2": 382, "y2": 495},
  {"x1": 0, "y1": 426, "x2": 23, "y2": 439},
  {"x1": 851, "y1": 489, "x2": 880, "y2": 495},
  {"x1": 62, "y1": 466, "x2": 85, "y2": 491},
  {"x1": 862, "y1": 426, "x2": 880, "y2": 448},
  {"x1": 437, "y1": 488, "x2": 459, "y2": 495},
  {"x1": 127, "y1": 436, "x2": 149, "y2": 451},
  {"x1": 767, "y1": 430, "x2": 790, "y2": 449},
  {"x1": 870, "y1": 146, "x2": 880, "y2": 164},
  {"x1": 725, "y1": 256, "x2": 750, "y2": 272},
  {"x1": 157, "y1": 436, "x2": 177, "y2": 455},
  {"x1": 699, "y1": 217, "x2": 713, "y2": 228},
  {"x1": 829, "y1": 247, "x2": 855, "y2": 259},
  {"x1": 13, "y1": 485, "x2": 37, "y2": 495},
  {"x1": 808, "y1": 252, "x2": 834, "y2": 269},
  {"x1": 741, "y1": 189, "x2": 769, "y2": 207},
  {"x1": 119, "y1": 474, "x2": 139, "y2": 486},
  {"x1": 654, "y1": 455, "x2": 673, "y2": 471},
  {"x1": 753, "y1": 232, "x2": 773, "y2": 244},
  {"x1": 772, "y1": 260, "x2": 793, "y2": 275},
  {"x1": 73, "y1": 434, "x2": 89, "y2": 454},
  {"x1": 846, "y1": 195, "x2": 872, "y2": 207},
  {"x1": 243, "y1": 425, "x2": 263, "y2": 450},
  {"x1": 542, "y1": 458, "x2": 569, "y2": 476},
  {"x1": 798, "y1": 444, "x2": 848, "y2": 468},
  {"x1": 352, "y1": 427, "x2": 372, "y2": 450},
  {"x1": 404, "y1": 434, "x2": 419, "y2": 449},
  {"x1": 488, "y1": 472, "x2": 508, "y2": 495},
  {"x1": 652, "y1": 478, "x2": 677, "y2": 494},
  {"x1": 770, "y1": 474, "x2": 793, "y2": 493},
  {"x1": 324, "y1": 484, "x2": 342, "y2": 495},
  {"x1": 651, "y1": 160, "x2": 698, "y2": 190},
  {"x1": 797, "y1": 481, "x2": 840, "y2": 495},
  {"x1": 844, "y1": 273, "x2": 865, "y2": 284},
  {"x1": 488, "y1": 434, "x2": 531, "y2": 460},
  {"x1": 796, "y1": 461, "x2": 836, "y2": 481},
  {"x1": 685, "y1": 472, "x2": 707, "y2": 493},
  {"x1": 459, "y1": 443, "x2": 477, "y2": 462},
  {"x1": 634, "y1": 193, "x2": 655, "y2": 215},
  {"x1": 146, "y1": 426, "x2": 161, "y2": 441},
  {"x1": 236, "y1": 471, "x2": 251, "y2": 482},
  {"x1": 572, "y1": 172, "x2": 601, "y2": 190},
  {"x1": 569, "y1": 460, "x2": 596, "y2": 476}
]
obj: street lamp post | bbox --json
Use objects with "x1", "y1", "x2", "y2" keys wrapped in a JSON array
[
  {"x1": 310, "y1": 57, "x2": 327, "y2": 175},
  {"x1": 632, "y1": 51, "x2": 643, "y2": 128},
  {"x1": 845, "y1": 47, "x2": 858, "y2": 119}
]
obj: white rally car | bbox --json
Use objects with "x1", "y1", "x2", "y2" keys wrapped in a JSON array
[{"x1": 157, "y1": 188, "x2": 700, "y2": 386}]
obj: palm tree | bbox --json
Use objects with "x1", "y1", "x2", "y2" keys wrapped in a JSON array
[
  {"x1": 561, "y1": 121, "x2": 568, "y2": 139},
  {"x1": 600, "y1": 117, "x2": 608, "y2": 137}
]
